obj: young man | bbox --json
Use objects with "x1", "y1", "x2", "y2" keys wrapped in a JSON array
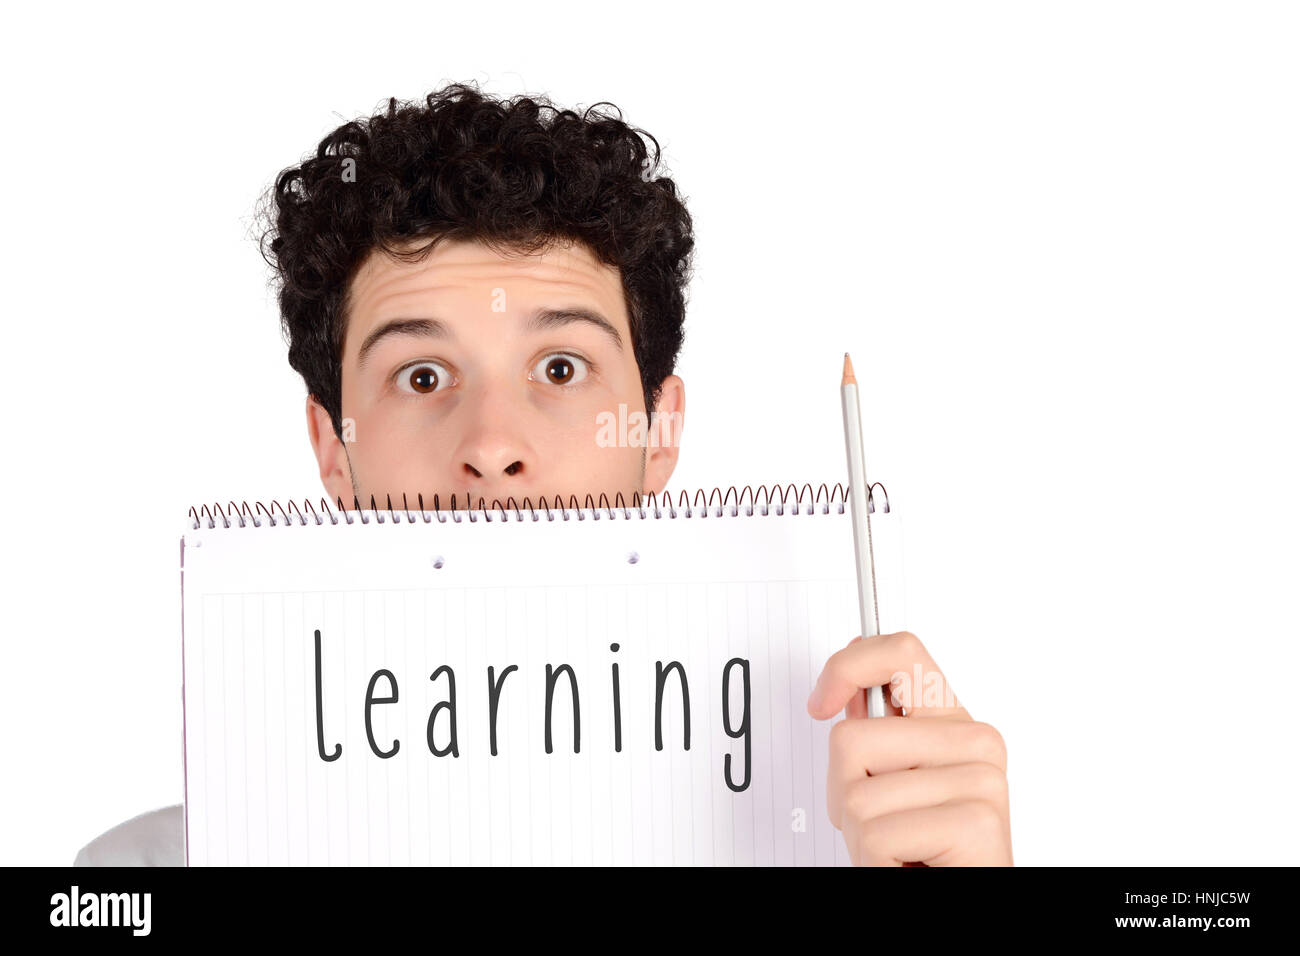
[{"x1": 75, "y1": 83, "x2": 1011, "y2": 866}]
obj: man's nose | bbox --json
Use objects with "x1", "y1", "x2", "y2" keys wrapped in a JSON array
[
  {"x1": 455, "y1": 386, "x2": 534, "y2": 485},
  {"x1": 462, "y1": 451, "x2": 524, "y2": 480}
]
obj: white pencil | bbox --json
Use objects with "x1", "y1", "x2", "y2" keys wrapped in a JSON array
[{"x1": 840, "y1": 353, "x2": 887, "y2": 718}]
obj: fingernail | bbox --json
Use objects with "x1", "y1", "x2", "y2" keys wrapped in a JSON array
[{"x1": 807, "y1": 672, "x2": 826, "y2": 712}]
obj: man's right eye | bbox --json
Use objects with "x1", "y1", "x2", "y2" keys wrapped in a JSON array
[{"x1": 395, "y1": 361, "x2": 452, "y2": 395}]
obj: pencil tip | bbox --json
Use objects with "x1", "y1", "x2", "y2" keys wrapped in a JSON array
[{"x1": 842, "y1": 353, "x2": 857, "y2": 385}]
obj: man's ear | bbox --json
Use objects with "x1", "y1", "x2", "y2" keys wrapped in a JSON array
[
  {"x1": 642, "y1": 374, "x2": 685, "y2": 495},
  {"x1": 305, "y1": 395, "x2": 354, "y2": 503}
]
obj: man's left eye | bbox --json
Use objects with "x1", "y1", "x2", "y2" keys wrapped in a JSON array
[{"x1": 532, "y1": 353, "x2": 589, "y2": 386}]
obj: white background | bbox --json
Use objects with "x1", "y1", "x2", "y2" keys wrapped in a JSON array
[{"x1": 1, "y1": 0, "x2": 1296, "y2": 865}]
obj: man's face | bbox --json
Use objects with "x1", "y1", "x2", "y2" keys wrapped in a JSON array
[{"x1": 306, "y1": 237, "x2": 684, "y2": 508}]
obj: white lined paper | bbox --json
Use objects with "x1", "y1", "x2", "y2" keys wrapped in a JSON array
[{"x1": 181, "y1": 498, "x2": 904, "y2": 865}]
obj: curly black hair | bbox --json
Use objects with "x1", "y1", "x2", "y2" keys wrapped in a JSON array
[{"x1": 257, "y1": 82, "x2": 695, "y2": 442}]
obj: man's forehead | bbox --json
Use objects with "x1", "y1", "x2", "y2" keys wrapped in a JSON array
[
  {"x1": 340, "y1": 237, "x2": 633, "y2": 363},
  {"x1": 349, "y1": 237, "x2": 623, "y2": 306}
]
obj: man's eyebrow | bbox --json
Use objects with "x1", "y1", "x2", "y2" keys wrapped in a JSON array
[
  {"x1": 525, "y1": 307, "x2": 624, "y2": 353},
  {"x1": 354, "y1": 307, "x2": 624, "y2": 370},
  {"x1": 355, "y1": 318, "x2": 452, "y2": 370}
]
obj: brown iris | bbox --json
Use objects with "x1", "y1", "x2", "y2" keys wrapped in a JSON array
[
  {"x1": 408, "y1": 366, "x2": 439, "y2": 393},
  {"x1": 546, "y1": 357, "x2": 574, "y2": 384}
]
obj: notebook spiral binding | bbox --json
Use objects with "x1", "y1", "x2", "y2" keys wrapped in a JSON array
[{"x1": 188, "y1": 482, "x2": 890, "y2": 530}]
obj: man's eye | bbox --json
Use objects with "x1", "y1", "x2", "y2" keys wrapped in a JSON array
[
  {"x1": 532, "y1": 353, "x2": 589, "y2": 387},
  {"x1": 396, "y1": 362, "x2": 452, "y2": 395}
]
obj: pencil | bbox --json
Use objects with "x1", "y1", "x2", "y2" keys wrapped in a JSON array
[{"x1": 840, "y1": 353, "x2": 887, "y2": 719}]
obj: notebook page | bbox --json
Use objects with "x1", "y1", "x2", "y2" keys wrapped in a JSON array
[{"x1": 181, "y1": 494, "x2": 904, "y2": 865}]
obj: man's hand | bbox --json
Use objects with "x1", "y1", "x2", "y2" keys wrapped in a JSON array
[{"x1": 807, "y1": 630, "x2": 1013, "y2": 866}]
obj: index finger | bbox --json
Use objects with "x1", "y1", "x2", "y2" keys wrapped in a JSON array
[{"x1": 806, "y1": 630, "x2": 970, "y2": 721}]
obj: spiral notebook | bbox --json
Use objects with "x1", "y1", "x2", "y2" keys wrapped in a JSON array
[{"x1": 180, "y1": 483, "x2": 904, "y2": 866}]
